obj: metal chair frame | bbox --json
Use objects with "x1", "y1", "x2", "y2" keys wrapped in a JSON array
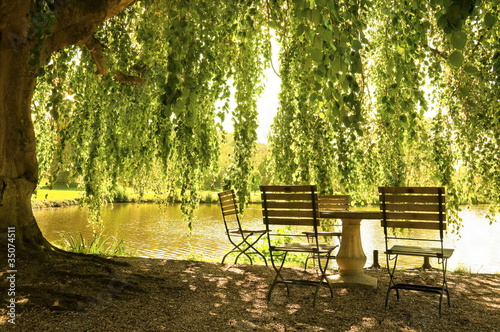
[
  {"x1": 260, "y1": 185, "x2": 337, "y2": 308},
  {"x1": 218, "y1": 190, "x2": 268, "y2": 266},
  {"x1": 380, "y1": 186, "x2": 454, "y2": 317}
]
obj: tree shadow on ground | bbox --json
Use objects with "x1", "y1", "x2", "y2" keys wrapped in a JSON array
[{"x1": 1, "y1": 253, "x2": 499, "y2": 331}]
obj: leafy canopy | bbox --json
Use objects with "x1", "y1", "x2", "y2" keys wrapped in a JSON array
[{"x1": 32, "y1": 0, "x2": 500, "y2": 231}]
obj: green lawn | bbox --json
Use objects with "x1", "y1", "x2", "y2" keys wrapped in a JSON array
[
  {"x1": 32, "y1": 185, "x2": 262, "y2": 204},
  {"x1": 33, "y1": 185, "x2": 83, "y2": 201}
]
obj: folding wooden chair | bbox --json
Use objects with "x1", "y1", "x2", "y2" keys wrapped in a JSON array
[
  {"x1": 379, "y1": 186, "x2": 454, "y2": 317},
  {"x1": 260, "y1": 185, "x2": 338, "y2": 308},
  {"x1": 303, "y1": 195, "x2": 348, "y2": 271},
  {"x1": 218, "y1": 190, "x2": 267, "y2": 266}
]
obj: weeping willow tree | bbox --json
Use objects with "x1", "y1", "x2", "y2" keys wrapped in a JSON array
[
  {"x1": 32, "y1": 1, "x2": 269, "y2": 231},
  {"x1": 268, "y1": 0, "x2": 500, "y2": 227},
  {"x1": 1, "y1": 0, "x2": 499, "y2": 252}
]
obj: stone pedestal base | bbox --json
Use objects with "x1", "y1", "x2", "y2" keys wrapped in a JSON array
[
  {"x1": 330, "y1": 217, "x2": 377, "y2": 289},
  {"x1": 328, "y1": 273, "x2": 378, "y2": 289}
]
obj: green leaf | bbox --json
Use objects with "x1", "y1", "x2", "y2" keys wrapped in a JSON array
[
  {"x1": 458, "y1": 87, "x2": 470, "y2": 96},
  {"x1": 464, "y1": 65, "x2": 478, "y2": 74},
  {"x1": 268, "y1": 21, "x2": 280, "y2": 30},
  {"x1": 311, "y1": 8, "x2": 321, "y2": 24},
  {"x1": 311, "y1": 47, "x2": 323, "y2": 63},
  {"x1": 309, "y1": 92, "x2": 318, "y2": 103},
  {"x1": 485, "y1": 12, "x2": 496, "y2": 28},
  {"x1": 448, "y1": 50, "x2": 464, "y2": 67},
  {"x1": 318, "y1": 27, "x2": 331, "y2": 42},
  {"x1": 352, "y1": 39, "x2": 362, "y2": 50},
  {"x1": 452, "y1": 31, "x2": 467, "y2": 51},
  {"x1": 331, "y1": 56, "x2": 342, "y2": 73},
  {"x1": 351, "y1": 54, "x2": 362, "y2": 73}
]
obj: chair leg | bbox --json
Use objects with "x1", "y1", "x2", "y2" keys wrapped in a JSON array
[
  {"x1": 234, "y1": 234, "x2": 255, "y2": 265},
  {"x1": 222, "y1": 235, "x2": 250, "y2": 264},
  {"x1": 439, "y1": 257, "x2": 450, "y2": 317},
  {"x1": 267, "y1": 251, "x2": 289, "y2": 304},
  {"x1": 385, "y1": 253, "x2": 399, "y2": 308},
  {"x1": 224, "y1": 232, "x2": 268, "y2": 266},
  {"x1": 240, "y1": 232, "x2": 268, "y2": 266},
  {"x1": 222, "y1": 246, "x2": 241, "y2": 264},
  {"x1": 313, "y1": 253, "x2": 334, "y2": 309},
  {"x1": 304, "y1": 254, "x2": 311, "y2": 271},
  {"x1": 443, "y1": 258, "x2": 451, "y2": 307}
]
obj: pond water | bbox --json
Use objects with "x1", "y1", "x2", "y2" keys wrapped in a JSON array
[{"x1": 34, "y1": 203, "x2": 500, "y2": 273}]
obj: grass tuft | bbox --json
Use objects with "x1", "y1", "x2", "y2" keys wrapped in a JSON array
[{"x1": 57, "y1": 232, "x2": 137, "y2": 257}]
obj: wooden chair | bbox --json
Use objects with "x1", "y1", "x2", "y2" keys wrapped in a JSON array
[
  {"x1": 218, "y1": 190, "x2": 267, "y2": 266},
  {"x1": 260, "y1": 185, "x2": 338, "y2": 308},
  {"x1": 303, "y1": 195, "x2": 348, "y2": 271},
  {"x1": 379, "y1": 186, "x2": 454, "y2": 316}
]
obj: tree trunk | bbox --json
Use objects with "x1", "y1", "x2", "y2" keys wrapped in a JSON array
[
  {"x1": 0, "y1": 0, "x2": 138, "y2": 253},
  {"x1": 0, "y1": 28, "x2": 50, "y2": 251}
]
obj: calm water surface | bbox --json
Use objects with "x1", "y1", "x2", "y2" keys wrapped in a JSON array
[{"x1": 34, "y1": 203, "x2": 500, "y2": 273}]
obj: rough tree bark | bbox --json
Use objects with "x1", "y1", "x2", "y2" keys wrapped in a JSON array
[{"x1": 0, "y1": 0, "x2": 137, "y2": 253}]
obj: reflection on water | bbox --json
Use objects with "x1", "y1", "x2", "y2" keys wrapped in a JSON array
[{"x1": 34, "y1": 203, "x2": 500, "y2": 273}]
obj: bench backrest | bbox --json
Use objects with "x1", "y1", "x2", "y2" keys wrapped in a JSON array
[
  {"x1": 218, "y1": 189, "x2": 241, "y2": 231},
  {"x1": 260, "y1": 185, "x2": 319, "y2": 227},
  {"x1": 379, "y1": 186, "x2": 446, "y2": 238},
  {"x1": 318, "y1": 195, "x2": 349, "y2": 212}
]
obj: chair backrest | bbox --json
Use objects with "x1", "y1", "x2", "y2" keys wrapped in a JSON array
[
  {"x1": 260, "y1": 185, "x2": 319, "y2": 228},
  {"x1": 218, "y1": 189, "x2": 242, "y2": 233},
  {"x1": 318, "y1": 195, "x2": 349, "y2": 212},
  {"x1": 379, "y1": 186, "x2": 447, "y2": 240}
]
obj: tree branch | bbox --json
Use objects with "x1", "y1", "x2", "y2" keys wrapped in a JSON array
[
  {"x1": 113, "y1": 69, "x2": 143, "y2": 85},
  {"x1": 428, "y1": 46, "x2": 447, "y2": 60},
  {"x1": 48, "y1": 0, "x2": 140, "y2": 55},
  {"x1": 84, "y1": 35, "x2": 107, "y2": 76},
  {"x1": 84, "y1": 35, "x2": 144, "y2": 84}
]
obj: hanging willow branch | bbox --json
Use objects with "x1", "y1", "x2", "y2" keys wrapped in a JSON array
[{"x1": 29, "y1": 0, "x2": 500, "y2": 234}]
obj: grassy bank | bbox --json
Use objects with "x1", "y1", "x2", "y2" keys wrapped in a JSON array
[{"x1": 31, "y1": 185, "x2": 264, "y2": 208}]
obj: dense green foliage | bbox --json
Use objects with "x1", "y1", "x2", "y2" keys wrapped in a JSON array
[
  {"x1": 32, "y1": 0, "x2": 500, "y2": 231},
  {"x1": 268, "y1": 0, "x2": 500, "y2": 229}
]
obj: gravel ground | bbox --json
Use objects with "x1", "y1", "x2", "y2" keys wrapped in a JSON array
[{"x1": 1, "y1": 253, "x2": 499, "y2": 331}]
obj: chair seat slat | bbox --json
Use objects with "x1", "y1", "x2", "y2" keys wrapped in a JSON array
[
  {"x1": 380, "y1": 195, "x2": 446, "y2": 204},
  {"x1": 219, "y1": 195, "x2": 235, "y2": 203},
  {"x1": 271, "y1": 242, "x2": 338, "y2": 253},
  {"x1": 387, "y1": 245, "x2": 454, "y2": 258},
  {"x1": 261, "y1": 185, "x2": 317, "y2": 192},
  {"x1": 264, "y1": 218, "x2": 317, "y2": 226},
  {"x1": 261, "y1": 193, "x2": 316, "y2": 201},
  {"x1": 263, "y1": 209, "x2": 316, "y2": 218},
  {"x1": 381, "y1": 203, "x2": 443, "y2": 212},
  {"x1": 384, "y1": 212, "x2": 446, "y2": 221},
  {"x1": 379, "y1": 187, "x2": 445, "y2": 194},
  {"x1": 264, "y1": 201, "x2": 313, "y2": 209},
  {"x1": 381, "y1": 220, "x2": 446, "y2": 230},
  {"x1": 319, "y1": 203, "x2": 349, "y2": 209},
  {"x1": 222, "y1": 209, "x2": 237, "y2": 217}
]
